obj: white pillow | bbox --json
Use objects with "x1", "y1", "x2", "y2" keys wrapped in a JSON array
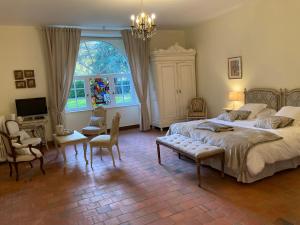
[
  {"x1": 238, "y1": 103, "x2": 268, "y2": 119},
  {"x1": 275, "y1": 106, "x2": 300, "y2": 126},
  {"x1": 256, "y1": 108, "x2": 277, "y2": 119}
]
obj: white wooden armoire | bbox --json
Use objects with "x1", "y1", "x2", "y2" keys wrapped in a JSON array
[{"x1": 150, "y1": 43, "x2": 196, "y2": 130}]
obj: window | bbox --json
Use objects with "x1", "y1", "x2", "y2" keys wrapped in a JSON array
[{"x1": 66, "y1": 39, "x2": 137, "y2": 112}]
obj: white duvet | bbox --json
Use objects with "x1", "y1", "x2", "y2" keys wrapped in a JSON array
[{"x1": 209, "y1": 118, "x2": 300, "y2": 175}]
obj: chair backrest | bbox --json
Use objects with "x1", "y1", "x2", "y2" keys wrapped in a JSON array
[
  {"x1": 93, "y1": 106, "x2": 107, "y2": 124},
  {"x1": 110, "y1": 112, "x2": 121, "y2": 144},
  {"x1": 190, "y1": 97, "x2": 207, "y2": 113},
  {"x1": 0, "y1": 131, "x2": 15, "y2": 158},
  {"x1": 5, "y1": 120, "x2": 20, "y2": 136}
]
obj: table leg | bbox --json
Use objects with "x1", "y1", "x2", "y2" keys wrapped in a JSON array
[
  {"x1": 157, "y1": 143, "x2": 161, "y2": 164},
  {"x1": 54, "y1": 138, "x2": 60, "y2": 160},
  {"x1": 62, "y1": 146, "x2": 67, "y2": 167},
  {"x1": 90, "y1": 146, "x2": 93, "y2": 168},
  {"x1": 83, "y1": 143, "x2": 88, "y2": 165},
  {"x1": 196, "y1": 160, "x2": 201, "y2": 187},
  {"x1": 74, "y1": 144, "x2": 78, "y2": 156},
  {"x1": 43, "y1": 125, "x2": 49, "y2": 150}
]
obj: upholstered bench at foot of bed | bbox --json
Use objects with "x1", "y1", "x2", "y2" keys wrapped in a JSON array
[{"x1": 156, "y1": 134, "x2": 225, "y2": 187}]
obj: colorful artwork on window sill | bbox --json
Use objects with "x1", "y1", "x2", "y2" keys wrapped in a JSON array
[{"x1": 90, "y1": 77, "x2": 110, "y2": 107}]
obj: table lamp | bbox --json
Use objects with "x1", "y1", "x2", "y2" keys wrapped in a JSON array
[{"x1": 228, "y1": 91, "x2": 243, "y2": 110}]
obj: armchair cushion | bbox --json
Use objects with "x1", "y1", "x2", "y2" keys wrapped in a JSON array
[
  {"x1": 82, "y1": 126, "x2": 106, "y2": 136},
  {"x1": 7, "y1": 147, "x2": 42, "y2": 162},
  {"x1": 90, "y1": 135, "x2": 111, "y2": 145},
  {"x1": 21, "y1": 137, "x2": 42, "y2": 146}
]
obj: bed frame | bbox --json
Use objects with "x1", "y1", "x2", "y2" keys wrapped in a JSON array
[{"x1": 244, "y1": 88, "x2": 282, "y2": 111}]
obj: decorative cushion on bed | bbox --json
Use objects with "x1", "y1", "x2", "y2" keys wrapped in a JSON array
[
  {"x1": 254, "y1": 116, "x2": 294, "y2": 129},
  {"x1": 238, "y1": 103, "x2": 267, "y2": 119},
  {"x1": 275, "y1": 106, "x2": 300, "y2": 126},
  {"x1": 256, "y1": 108, "x2": 277, "y2": 119},
  {"x1": 254, "y1": 117, "x2": 282, "y2": 129},
  {"x1": 217, "y1": 112, "x2": 238, "y2": 122},
  {"x1": 232, "y1": 110, "x2": 251, "y2": 120}
]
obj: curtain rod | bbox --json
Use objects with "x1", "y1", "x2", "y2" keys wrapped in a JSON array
[{"x1": 45, "y1": 25, "x2": 130, "y2": 31}]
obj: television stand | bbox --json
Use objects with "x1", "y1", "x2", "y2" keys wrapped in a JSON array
[{"x1": 19, "y1": 117, "x2": 49, "y2": 150}]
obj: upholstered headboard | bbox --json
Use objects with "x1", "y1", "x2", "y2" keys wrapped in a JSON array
[
  {"x1": 244, "y1": 88, "x2": 282, "y2": 111},
  {"x1": 283, "y1": 88, "x2": 300, "y2": 107}
]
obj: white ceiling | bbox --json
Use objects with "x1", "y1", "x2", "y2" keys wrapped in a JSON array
[{"x1": 0, "y1": 0, "x2": 247, "y2": 28}]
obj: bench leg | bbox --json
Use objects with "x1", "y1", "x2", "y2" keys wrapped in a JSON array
[
  {"x1": 221, "y1": 152, "x2": 225, "y2": 178},
  {"x1": 196, "y1": 160, "x2": 201, "y2": 187},
  {"x1": 157, "y1": 143, "x2": 161, "y2": 164},
  {"x1": 178, "y1": 153, "x2": 181, "y2": 159}
]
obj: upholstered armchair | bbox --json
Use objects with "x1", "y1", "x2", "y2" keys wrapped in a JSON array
[
  {"x1": 89, "y1": 112, "x2": 121, "y2": 168},
  {"x1": 82, "y1": 106, "x2": 107, "y2": 136},
  {"x1": 187, "y1": 97, "x2": 208, "y2": 120},
  {"x1": 5, "y1": 120, "x2": 42, "y2": 148},
  {"x1": 0, "y1": 131, "x2": 45, "y2": 181}
]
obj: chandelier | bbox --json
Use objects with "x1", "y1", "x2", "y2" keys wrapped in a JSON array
[{"x1": 130, "y1": 0, "x2": 157, "y2": 40}]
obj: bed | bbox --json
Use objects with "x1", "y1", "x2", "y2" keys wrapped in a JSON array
[{"x1": 168, "y1": 88, "x2": 300, "y2": 183}]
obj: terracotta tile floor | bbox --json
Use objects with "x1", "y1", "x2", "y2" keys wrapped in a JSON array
[{"x1": 0, "y1": 129, "x2": 300, "y2": 225}]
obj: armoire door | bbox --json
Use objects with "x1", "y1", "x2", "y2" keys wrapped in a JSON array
[
  {"x1": 176, "y1": 62, "x2": 196, "y2": 119},
  {"x1": 157, "y1": 63, "x2": 179, "y2": 122}
]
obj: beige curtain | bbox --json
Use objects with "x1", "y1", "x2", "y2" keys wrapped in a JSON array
[
  {"x1": 121, "y1": 30, "x2": 151, "y2": 131},
  {"x1": 42, "y1": 27, "x2": 81, "y2": 130}
]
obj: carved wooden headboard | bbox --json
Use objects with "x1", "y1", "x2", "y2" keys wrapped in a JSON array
[
  {"x1": 283, "y1": 88, "x2": 300, "y2": 107},
  {"x1": 244, "y1": 88, "x2": 282, "y2": 111}
]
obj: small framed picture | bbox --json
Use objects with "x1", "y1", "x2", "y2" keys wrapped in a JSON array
[
  {"x1": 24, "y1": 70, "x2": 35, "y2": 78},
  {"x1": 27, "y1": 78, "x2": 36, "y2": 88},
  {"x1": 14, "y1": 70, "x2": 24, "y2": 80},
  {"x1": 228, "y1": 56, "x2": 242, "y2": 79},
  {"x1": 15, "y1": 80, "x2": 26, "y2": 89}
]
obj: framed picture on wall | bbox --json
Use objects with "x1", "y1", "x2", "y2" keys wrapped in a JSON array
[
  {"x1": 15, "y1": 80, "x2": 26, "y2": 89},
  {"x1": 24, "y1": 70, "x2": 35, "y2": 78},
  {"x1": 228, "y1": 56, "x2": 242, "y2": 79},
  {"x1": 26, "y1": 78, "x2": 36, "y2": 88},
  {"x1": 14, "y1": 70, "x2": 24, "y2": 80}
]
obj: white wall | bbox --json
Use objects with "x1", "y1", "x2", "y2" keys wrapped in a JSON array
[
  {"x1": 0, "y1": 26, "x2": 52, "y2": 138},
  {"x1": 185, "y1": 0, "x2": 300, "y2": 117},
  {"x1": 0, "y1": 26, "x2": 185, "y2": 134}
]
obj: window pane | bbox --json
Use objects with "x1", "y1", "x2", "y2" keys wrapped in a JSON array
[
  {"x1": 76, "y1": 97, "x2": 87, "y2": 108},
  {"x1": 76, "y1": 89, "x2": 85, "y2": 98},
  {"x1": 75, "y1": 80, "x2": 85, "y2": 88},
  {"x1": 66, "y1": 80, "x2": 87, "y2": 110},
  {"x1": 69, "y1": 90, "x2": 75, "y2": 98},
  {"x1": 90, "y1": 77, "x2": 110, "y2": 107},
  {"x1": 75, "y1": 40, "x2": 130, "y2": 76}
]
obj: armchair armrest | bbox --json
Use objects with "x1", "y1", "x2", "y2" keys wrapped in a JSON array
[
  {"x1": 12, "y1": 142, "x2": 28, "y2": 149},
  {"x1": 11, "y1": 135, "x2": 21, "y2": 144},
  {"x1": 28, "y1": 144, "x2": 37, "y2": 158}
]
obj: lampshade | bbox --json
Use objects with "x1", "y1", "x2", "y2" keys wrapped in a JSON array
[{"x1": 228, "y1": 91, "x2": 243, "y2": 101}]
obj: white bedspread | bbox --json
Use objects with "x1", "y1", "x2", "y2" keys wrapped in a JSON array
[{"x1": 208, "y1": 118, "x2": 300, "y2": 175}]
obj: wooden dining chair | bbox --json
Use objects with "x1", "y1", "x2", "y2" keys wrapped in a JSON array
[{"x1": 89, "y1": 113, "x2": 121, "y2": 167}]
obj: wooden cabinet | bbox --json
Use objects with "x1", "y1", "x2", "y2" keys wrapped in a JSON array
[{"x1": 150, "y1": 44, "x2": 196, "y2": 130}]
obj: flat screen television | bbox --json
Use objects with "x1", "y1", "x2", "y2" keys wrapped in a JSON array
[{"x1": 15, "y1": 97, "x2": 48, "y2": 117}]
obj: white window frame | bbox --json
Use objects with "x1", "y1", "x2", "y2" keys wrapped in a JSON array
[{"x1": 65, "y1": 37, "x2": 139, "y2": 112}]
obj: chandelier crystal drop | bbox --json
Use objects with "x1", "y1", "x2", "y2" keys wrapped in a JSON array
[{"x1": 130, "y1": 0, "x2": 157, "y2": 40}]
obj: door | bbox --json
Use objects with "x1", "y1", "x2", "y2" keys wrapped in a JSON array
[
  {"x1": 157, "y1": 63, "x2": 179, "y2": 122},
  {"x1": 176, "y1": 62, "x2": 196, "y2": 119}
]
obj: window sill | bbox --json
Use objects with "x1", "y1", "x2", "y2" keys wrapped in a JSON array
[{"x1": 65, "y1": 103, "x2": 140, "y2": 114}]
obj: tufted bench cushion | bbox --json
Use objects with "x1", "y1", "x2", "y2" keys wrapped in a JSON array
[
  {"x1": 156, "y1": 134, "x2": 224, "y2": 159},
  {"x1": 156, "y1": 134, "x2": 225, "y2": 187}
]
